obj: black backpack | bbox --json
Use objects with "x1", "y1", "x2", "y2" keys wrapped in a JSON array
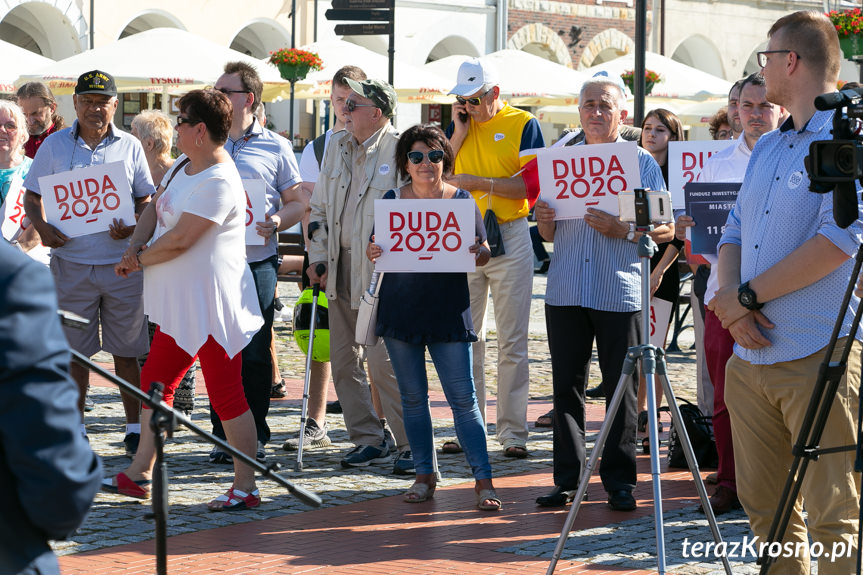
[{"x1": 661, "y1": 398, "x2": 718, "y2": 469}]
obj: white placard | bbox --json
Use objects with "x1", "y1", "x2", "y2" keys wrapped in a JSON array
[
  {"x1": 537, "y1": 141, "x2": 641, "y2": 219},
  {"x1": 39, "y1": 162, "x2": 135, "y2": 238},
  {"x1": 243, "y1": 179, "x2": 267, "y2": 246},
  {"x1": 1, "y1": 173, "x2": 25, "y2": 240},
  {"x1": 667, "y1": 140, "x2": 735, "y2": 208},
  {"x1": 373, "y1": 199, "x2": 476, "y2": 272},
  {"x1": 649, "y1": 297, "x2": 674, "y2": 349}
]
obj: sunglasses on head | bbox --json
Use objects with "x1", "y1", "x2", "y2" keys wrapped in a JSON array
[
  {"x1": 345, "y1": 99, "x2": 377, "y2": 112},
  {"x1": 455, "y1": 87, "x2": 493, "y2": 106},
  {"x1": 407, "y1": 150, "x2": 445, "y2": 165}
]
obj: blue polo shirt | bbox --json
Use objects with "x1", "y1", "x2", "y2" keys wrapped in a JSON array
[
  {"x1": 23, "y1": 121, "x2": 155, "y2": 265},
  {"x1": 225, "y1": 117, "x2": 302, "y2": 263},
  {"x1": 718, "y1": 110, "x2": 863, "y2": 364}
]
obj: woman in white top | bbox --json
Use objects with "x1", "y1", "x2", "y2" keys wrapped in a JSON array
[{"x1": 106, "y1": 89, "x2": 264, "y2": 511}]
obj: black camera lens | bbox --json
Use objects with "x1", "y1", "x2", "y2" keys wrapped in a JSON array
[{"x1": 836, "y1": 144, "x2": 857, "y2": 176}]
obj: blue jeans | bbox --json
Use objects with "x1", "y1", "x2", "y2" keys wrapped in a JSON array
[
  {"x1": 383, "y1": 337, "x2": 491, "y2": 479},
  {"x1": 210, "y1": 255, "x2": 277, "y2": 444}
]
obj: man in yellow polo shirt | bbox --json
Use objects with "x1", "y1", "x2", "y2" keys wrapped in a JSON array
[{"x1": 444, "y1": 58, "x2": 545, "y2": 458}]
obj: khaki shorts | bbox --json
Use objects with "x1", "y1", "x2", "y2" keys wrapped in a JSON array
[{"x1": 50, "y1": 257, "x2": 149, "y2": 358}]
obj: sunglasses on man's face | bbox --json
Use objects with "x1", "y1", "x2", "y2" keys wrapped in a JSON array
[
  {"x1": 407, "y1": 150, "x2": 445, "y2": 165},
  {"x1": 455, "y1": 87, "x2": 493, "y2": 106},
  {"x1": 345, "y1": 99, "x2": 377, "y2": 112}
]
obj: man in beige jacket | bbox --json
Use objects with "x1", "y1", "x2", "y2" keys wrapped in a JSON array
[{"x1": 307, "y1": 78, "x2": 411, "y2": 471}]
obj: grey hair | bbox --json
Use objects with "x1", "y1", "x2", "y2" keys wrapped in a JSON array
[
  {"x1": 0, "y1": 99, "x2": 29, "y2": 156},
  {"x1": 579, "y1": 77, "x2": 627, "y2": 108},
  {"x1": 131, "y1": 109, "x2": 173, "y2": 156}
]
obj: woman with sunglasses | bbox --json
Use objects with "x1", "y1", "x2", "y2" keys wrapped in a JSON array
[
  {"x1": 636, "y1": 108, "x2": 686, "y2": 433},
  {"x1": 366, "y1": 124, "x2": 500, "y2": 511},
  {"x1": 107, "y1": 89, "x2": 264, "y2": 511}
]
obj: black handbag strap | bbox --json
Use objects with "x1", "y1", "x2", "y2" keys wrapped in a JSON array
[{"x1": 162, "y1": 157, "x2": 191, "y2": 192}]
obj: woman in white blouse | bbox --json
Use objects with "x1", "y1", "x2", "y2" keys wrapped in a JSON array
[{"x1": 106, "y1": 89, "x2": 264, "y2": 511}]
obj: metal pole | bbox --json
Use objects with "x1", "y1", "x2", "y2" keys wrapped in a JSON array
[
  {"x1": 388, "y1": 0, "x2": 395, "y2": 86},
  {"x1": 89, "y1": 0, "x2": 94, "y2": 50},
  {"x1": 634, "y1": 0, "x2": 647, "y2": 128},
  {"x1": 290, "y1": 0, "x2": 297, "y2": 143}
]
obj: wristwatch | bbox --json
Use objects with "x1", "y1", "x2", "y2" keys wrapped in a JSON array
[
  {"x1": 737, "y1": 281, "x2": 764, "y2": 310},
  {"x1": 625, "y1": 223, "x2": 636, "y2": 242}
]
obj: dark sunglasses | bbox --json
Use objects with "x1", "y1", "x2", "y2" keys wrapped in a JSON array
[
  {"x1": 407, "y1": 150, "x2": 445, "y2": 165},
  {"x1": 455, "y1": 87, "x2": 493, "y2": 106},
  {"x1": 176, "y1": 116, "x2": 201, "y2": 127},
  {"x1": 345, "y1": 99, "x2": 377, "y2": 112},
  {"x1": 214, "y1": 87, "x2": 249, "y2": 95}
]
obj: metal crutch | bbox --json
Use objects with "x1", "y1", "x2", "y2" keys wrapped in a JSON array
[{"x1": 296, "y1": 263, "x2": 326, "y2": 471}]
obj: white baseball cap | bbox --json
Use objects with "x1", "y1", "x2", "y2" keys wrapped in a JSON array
[{"x1": 449, "y1": 58, "x2": 499, "y2": 97}]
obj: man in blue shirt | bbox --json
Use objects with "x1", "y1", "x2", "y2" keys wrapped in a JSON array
[
  {"x1": 23, "y1": 70, "x2": 154, "y2": 454},
  {"x1": 709, "y1": 11, "x2": 863, "y2": 573},
  {"x1": 207, "y1": 61, "x2": 306, "y2": 464},
  {"x1": 535, "y1": 77, "x2": 672, "y2": 511}
]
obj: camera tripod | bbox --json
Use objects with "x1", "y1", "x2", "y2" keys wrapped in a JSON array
[{"x1": 546, "y1": 229, "x2": 732, "y2": 575}]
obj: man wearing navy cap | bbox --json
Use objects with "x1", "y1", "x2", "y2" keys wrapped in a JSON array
[{"x1": 23, "y1": 69, "x2": 155, "y2": 455}]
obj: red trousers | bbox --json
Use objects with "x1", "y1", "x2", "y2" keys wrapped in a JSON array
[
  {"x1": 141, "y1": 327, "x2": 248, "y2": 421},
  {"x1": 704, "y1": 308, "x2": 736, "y2": 491}
]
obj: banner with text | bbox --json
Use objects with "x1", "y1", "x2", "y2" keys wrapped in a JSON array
[
  {"x1": 243, "y1": 179, "x2": 267, "y2": 246},
  {"x1": 683, "y1": 181, "x2": 741, "y2": 256},
  {"x1": 668, "y1": 140, "x2": 735, "y2": 207},
  {"x1": 373, "y1": 199, "x2": 476, "y2": 272},
  {"x1": 39, "y1": 162, "x2": 135, "y2": 238},
  {"x1": 1, "y1": 173, "x2": 25, "y2": 240},
  {"x1": 537, "y1": 141, "x2": 640, "y2": 219}
]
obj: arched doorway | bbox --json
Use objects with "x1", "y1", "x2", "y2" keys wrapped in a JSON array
[
  {"x1": 118, "y1": 11, "x2": 186, "y2": 39},
  {"x1": 508, "y1": 23, "x2": 572, "y2": 67},
  {"x1": 671, "y1": 35, "x2": 725, "y2": 80},
  {"x1": 229, "y1": 19, "x2": 291, "y2": 58},
  {"x1": 0, "y1": 0, "x2": 85, "y2": 58},
  {"x1": 579, "y1": 29, "x2": 633, "y2": 69},
  {"x1": 425, "y1": 35, "x2": 479, "y2": 63}
]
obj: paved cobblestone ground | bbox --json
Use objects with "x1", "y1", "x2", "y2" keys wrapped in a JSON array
[{"x1": 59, "y1": 272, "x2": 795, "y2": 573}]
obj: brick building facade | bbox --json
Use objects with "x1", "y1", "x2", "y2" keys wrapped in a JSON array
[{"x1": 506, "y1": 0, "x2": 651, "y2": 70}]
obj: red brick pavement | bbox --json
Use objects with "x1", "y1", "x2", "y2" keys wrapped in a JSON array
[{"x1": 75, "y1": 375, "x2": 709, "y2": 575}]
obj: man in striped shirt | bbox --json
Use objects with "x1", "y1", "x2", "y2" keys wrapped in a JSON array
[{"x1": 535, "y1": 77, "x2": 672, "y2": 511}]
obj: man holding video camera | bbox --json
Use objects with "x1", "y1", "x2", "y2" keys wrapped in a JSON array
[
  {"x1": 534, "y1": 76, "x2": 672, "y2": 511},
  {"x1": 709, "y1": 10, "x2": 863, "y2": 572}
]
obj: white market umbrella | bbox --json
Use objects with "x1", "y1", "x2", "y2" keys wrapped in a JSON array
[
  {"x1": 1, "y1": 40, "x2": 53, "y2": 93},
  {"x1": 15, "y1": 28, "x2": 289, "y2": 101},
  {"x1": 675, "y1": 99, "x2": 727, "y2": 126},
  {"x1": 273, "y1": 39, "x2": 453, "y2": 103},
  {"x1": 423, "y1": 50, "x2": 591, "y2": 106},
  {"x1": 584, "y1": 52, "x2": 732, "y2": 101}
]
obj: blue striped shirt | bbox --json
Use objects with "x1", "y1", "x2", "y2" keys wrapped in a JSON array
[
  {"x1": 546, "y1": 139, "x2": 666, "y2": 312},
  {"x1": 718, "y1": 110, "x2": 863, "y2": 364}
]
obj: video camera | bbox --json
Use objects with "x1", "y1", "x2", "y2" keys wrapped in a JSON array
[{"x1": 808, "y1": 87, "x2": 863, "y2": 228}]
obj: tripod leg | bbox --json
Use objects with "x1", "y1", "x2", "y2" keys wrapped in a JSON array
[
  {"x1": 643, "y1": 345, "x2": 667, "y2": 574},
  {"x1": 546, "y1": 349, "x2": 639, "y2": 575},
  {"x1": 657, "y1": 366, "x2": 733, "y2": 575}
]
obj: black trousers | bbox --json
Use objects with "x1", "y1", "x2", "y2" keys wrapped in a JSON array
[{"x1": 546, "y1": 304, "x2": 640, "y2": 493}]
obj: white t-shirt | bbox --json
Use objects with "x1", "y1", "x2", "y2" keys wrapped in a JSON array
[
  {"x1": 298, "y1": 129, "x2": 334, "y2": 184},
  {"x1": 144, "y1": 158, "x2": 263, "y2": 357},
  {"x1": 696, "y1": 134, "x2": 752, "y2": 303}
]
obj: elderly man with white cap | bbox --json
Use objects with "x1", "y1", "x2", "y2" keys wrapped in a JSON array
[{"x1": 443, "y1": 58, "x2": 545, "y2": 459}]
